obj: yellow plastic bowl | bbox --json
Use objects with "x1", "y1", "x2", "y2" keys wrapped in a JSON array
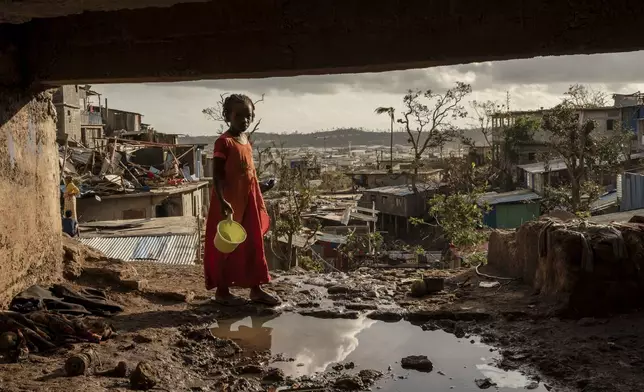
[{"x1": 214, "y1": 216, "x2": 247, "y2": 253}]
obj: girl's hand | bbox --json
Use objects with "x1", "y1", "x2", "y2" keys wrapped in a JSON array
[{"x1": 221, "y1": 199, "x2": 233, "y2": 218}]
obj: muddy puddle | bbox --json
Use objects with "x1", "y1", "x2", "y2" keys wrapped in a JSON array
[{"x1": 212, "y1": 313, "x2": 548, "y2": 391}]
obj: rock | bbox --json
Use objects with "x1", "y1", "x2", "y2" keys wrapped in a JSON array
[
  {"x1": 367, "y1": 310, "x2": 405, "y2": 322},
  {"x1": 344, "y1": 362, "x2": 355, "y2": 369},
  {"x1": 262, "y1": 368, "x2": 286, "y2": 383},
  {"x1": 410, "y1": 280, "x2": 427, "y2": 297},
  {"x1": 358, "y1": 369, "x2": 383, "y2": 386},
  {"x1": 344, "y1": 302, "x2": 378, "y2": 311},
  {"x1": 299, "y1": 309, "x2": 360, "y2": 319},
  {"x1": 152, "y1": 290, "x2": 195, "y2": 303},
  {"x1": 96, "y1": 361, "x2": 128, "y2": 378},
  {"x1": 121, "y1": 279, "x2": 149, "y2": 292},
  {"x1": 328, "y1": 285, "x2": 352, "y2": 294},
  {"x1": 334, "y1": 375, "x2": 364, "y2": 390},
  {"x1": 401, "y1": 355, "x2": 433, "y2": 372},
  {"x1": 297, "y1": 301, "x2": 320, "y2": 308},
  {"x1": 236, "y1": 364, "x2": 264, "y2": 374},
  {"x1": 453, "y1": 323, "x2": 466, "y2": 338},
  {"x1": 130, "y1": 362, "x2": 157, "y2": 390},
  {"x1": 424, "y1": 277, "x2": 445, "y2": 293},
  {"x1": 526, "y1": 381, "x2": 540, "y2": 390},
  {"x1": 475, "y1": 377, "x2": 496, "y2": 389},
  {"x1": 577, "y1": 317, "x2": 600, "y2": 327},
  {"x1": 332, "y1": 363, "x2": 344, "y2": 371},
  {"x1": 133, "y1": 334, "x2": 154, "y2": 344}
]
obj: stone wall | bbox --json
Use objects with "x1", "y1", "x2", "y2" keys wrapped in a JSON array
[
  {"x1": 0, "y1": 89, "x2": 61, "y2": 305},
  {"x1": 489, "y1": 218, "x2": 644, "y2": 316}
]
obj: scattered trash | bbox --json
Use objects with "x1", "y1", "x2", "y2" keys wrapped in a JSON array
[
  {"x1": 65, "y1": 349, "x2": 100, "y2": 377},
  {"x1": 334, "y1": 375, "x2": 364, "y2": 390},
  {"x1": 479, "y1": 281, "x2": 501, "y2": 288}
]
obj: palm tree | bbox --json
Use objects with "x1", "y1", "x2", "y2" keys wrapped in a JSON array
[{"x1": 375, "y1": 107, "x2": 395, "y2": 171}]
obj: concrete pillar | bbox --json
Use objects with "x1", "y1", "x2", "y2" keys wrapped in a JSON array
[{"x1": 0, "y1": 88, "x2": 61, "y2": 305}]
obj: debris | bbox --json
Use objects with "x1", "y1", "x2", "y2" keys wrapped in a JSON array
[
  {"x1": 401, "y1": 355, "x2": 433, "y2": 372},
  {"x1": 262, "y1": 368, "x2": 286, "y2": 383},
  {"x1": 130, "y1": 361, "x2": 158, "y2": 390},
  {"x1": 334, "y1": 375, "x2": 364, "y2": 390},
  {"x1": 475, "y1": 377, "x2": 496, "y2": 389},
  {"x1": 479, "y1": 281, "x2": 501, "y2": 288},
  {"x1": 65, "y1": 349, "x2": 100, "y2": 377},
  {"x1": 358, "y1": 369, "x2": 383, "y2": 386},
  {"x1": 0, "y1": 332, "x2": 18, "y2": 351},
  {"x1": 424, "y1": 277, "x2": 445, "y2": 293},
  {"x1": 96, "y1": 361, "x2": 128, "y2": 378},
  {"x1": 299, "y1": 309, "x2": 360, "y2": 319},
  {"x1": 526, "y1": 381, "x2": 540, "y2": 390}
]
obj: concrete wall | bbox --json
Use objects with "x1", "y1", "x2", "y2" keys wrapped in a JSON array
[
  {"x1": 0, "y1": 89, "x2": 61, "y2": 305},
  {"x1": 77, "y1": 195, "x2": 165, "y2": 222},
  {"x1": 77, "y1": 187, "x2": 206, "y2": 222}
]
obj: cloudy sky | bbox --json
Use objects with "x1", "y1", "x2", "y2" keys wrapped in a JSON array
[{"x1": 93, "y1": 50, "x2": 644, "y2": 136}]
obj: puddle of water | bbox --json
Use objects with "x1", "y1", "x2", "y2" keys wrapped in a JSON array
[{"x1": 211, "y1": 313, "x2": 548, "y2": 391}]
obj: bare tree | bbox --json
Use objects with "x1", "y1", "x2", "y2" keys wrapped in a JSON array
[
  {"x1": 202, "y1": 93, "x2": 266, "y2": 140},
  {"x1": 468, "y1": 99, "x2": 506, "y2": 147},
  {"x1": 375, "y1": 107, "x2": 395, "y2": 171},
  {"x1": 395, "y1": 82, "x2": 472, "y2": 192},
  {"x1": 564, "y1": 84, "x2": 608, "y2": 109}
]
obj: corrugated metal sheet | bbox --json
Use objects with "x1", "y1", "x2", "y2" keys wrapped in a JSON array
[
  {"x1": 365, "y1": 183, "x2": 437, "y2": 196},
  {"x1": 79, "y1": 234, "x2": 198, "y2": 265},
  {"x1": 478, "y1": 190, "x2": 541, "y2": 206},
  {"x1": 620, "y1": 172, "x2": 644, "y2": 212},
  {"x1": 591, "y1": 191, "x2": 618, "y2": 212},
  {"x1": 518, "y1": 160, "x2": 568, "y2": 174}
]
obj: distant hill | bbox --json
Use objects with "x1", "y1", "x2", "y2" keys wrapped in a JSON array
[{"x1": 179, "y1": 128, "x2": 488, "y2": 150}]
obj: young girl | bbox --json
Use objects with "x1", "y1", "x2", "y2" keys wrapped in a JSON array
[
  {"x1": 64, "y1": 176, "x2": 80, "y2": 221},
  {"x1": 203, "y1": 94, "x2": 280, "y2": 306}
]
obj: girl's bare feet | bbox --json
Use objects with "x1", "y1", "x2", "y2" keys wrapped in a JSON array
[
  {"x1": 249, "y1": 286, "x2": 281, "y2": 306},
  {"x1": 213, "y1": 287, "x2": 248, "y2": 306}
]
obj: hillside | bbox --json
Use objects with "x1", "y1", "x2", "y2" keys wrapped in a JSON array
[{"x1": 180, "y1": 128, "x2": 488, "y2": 149}]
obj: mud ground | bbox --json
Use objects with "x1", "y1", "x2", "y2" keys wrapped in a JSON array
[{"x1": 1, "y1": 256, "x2": 643, "y2": 392}]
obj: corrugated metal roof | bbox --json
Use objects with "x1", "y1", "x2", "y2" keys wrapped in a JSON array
[
  {"x1": 316, "y1": 232, "x2": 347, "y2": 245},
  {"x1": 364, "y1": 183, "x2": 437, "y2": 196},
  {"x1": 518, "y1": 160, "x2": 568, "y2": 174},
  {"x1": 590, "y1": 190, "x2": 618, "y2": 212},
  {"x1": 479, "y1": 190, "x2": 541, "y2": 205},
  {"x1": 79, "y1": 234, "x2": 198, "y2": 265}
]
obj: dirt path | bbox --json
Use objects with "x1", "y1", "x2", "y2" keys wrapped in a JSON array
[{"x1": 1, "y1": 257, "x2": 642, "y2": 392}]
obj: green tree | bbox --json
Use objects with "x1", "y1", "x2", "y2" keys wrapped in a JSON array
[
  {"x1": 540, "y1": 86, "x2": 632, "y2": 213},
  {"x1": 428, "y1": 185, "x2": 488, "y2": 248},
  {"x1": 268, "y1": 145, "x2": 316, "y2": 268}
]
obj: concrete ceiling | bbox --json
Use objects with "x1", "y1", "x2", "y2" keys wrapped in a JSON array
[{"x1": 0, "y1": 0, "x2": 207, "y2": 23}]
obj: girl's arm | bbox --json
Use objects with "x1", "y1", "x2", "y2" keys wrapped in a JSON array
[{"x1": 212, "y1": 137, "x2": 233, "y2": 217}]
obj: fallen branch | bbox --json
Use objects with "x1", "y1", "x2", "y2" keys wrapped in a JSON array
[{"x1": 475, "y1": 263, "x2": 517, "y2": 281}]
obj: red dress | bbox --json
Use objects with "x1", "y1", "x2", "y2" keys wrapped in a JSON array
[{"x1": 203, "y1": 132, "x2": 271, "y2": 290}]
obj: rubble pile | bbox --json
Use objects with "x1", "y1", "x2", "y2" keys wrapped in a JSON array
[
  {"x1": 59, "y1": 140, "x2": 200, "y2": 197},
  {"x1": 488, "y1": 216, "x2": 644, "y2": 316}
]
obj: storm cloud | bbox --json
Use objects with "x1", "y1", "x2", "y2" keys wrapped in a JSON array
[{"x1": 144, "y1": 50, "x2": 644, "y2": 95}]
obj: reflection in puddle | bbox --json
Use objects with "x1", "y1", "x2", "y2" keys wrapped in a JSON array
[{"x1": 211, "y1": 313, "x2": 548, "y2": 391}]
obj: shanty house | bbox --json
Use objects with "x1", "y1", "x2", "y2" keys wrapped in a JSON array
[
  {"x1": 479, "y1": 189, "x2": 541, "y2": 229},
  {"x1": 359, "y1": 183, "x2": 437, "y2": 237},
  {"x1": 76, "y1": 182, "x2": 209, "y2": 223}
]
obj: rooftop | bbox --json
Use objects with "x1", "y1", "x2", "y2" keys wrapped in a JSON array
[
  {"x1": 100, "y1": 181, "x2": 208, "y2": 200},
  {"x1": 78, "y1": 216, "x2": 200, "y2": 265},
  {"x1": 478, "y1": 189, "x2": 541, "y2": 206},
  {"x1": 364, "y1": 183, "x2": 438, "y2": 197}
]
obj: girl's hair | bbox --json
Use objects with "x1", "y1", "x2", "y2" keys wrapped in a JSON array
[{"x1": 222, "y1": 94, "x2": 255, "y2": 123}]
